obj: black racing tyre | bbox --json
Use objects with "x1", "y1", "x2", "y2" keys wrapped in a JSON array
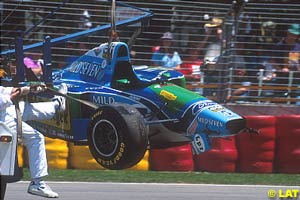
[{"x1": 87, "y1": 103, "x2": 148, "y2": 170}]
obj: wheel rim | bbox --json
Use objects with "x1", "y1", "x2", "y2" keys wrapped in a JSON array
[{"x1": 92, "y1": 119, "x2": 118, "y2": 157}]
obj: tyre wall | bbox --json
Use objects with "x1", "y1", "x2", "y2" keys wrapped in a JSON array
[
  {"x1": 193, "y1": 137, "x2": 237, "y2": 172},
  {"x1": 128, "y1": 150, "x2": 149, "y2": 171},
  {"x1": 16, "y1": 115, "x2": 300, "y2": 173},
  {"x1": 149, "y1": 143, "x2": 194, "y2": 171},
  {"x1": 236, "y1": 116, "x2": 276, "y2": 173},
  {"x1": 275, "y1": 115, "x2": 300, "y2": 173},
  {"x1": 68, "y1": 143, "x2": 149, "y2": 170},
  {"x1": 45, "y1": 137, "x2": 69, "y2": 169},
  {"x1": 17, "y1": 145, "x2": 24, "y2": 168},
  {"x1": 68, "y1": 144, "x2": 105, "y2": 170}
]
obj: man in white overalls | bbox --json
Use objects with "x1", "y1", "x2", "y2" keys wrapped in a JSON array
[{"x1": 0, "y1": 83, "x2": 67, "y2": 198}]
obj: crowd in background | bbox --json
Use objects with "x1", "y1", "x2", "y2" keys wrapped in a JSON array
[{"x1": 149, "y1": 16, "x2": 300, "y2": 101}]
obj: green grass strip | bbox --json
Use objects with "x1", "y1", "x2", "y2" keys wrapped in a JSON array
[{"x1": 21, "y1": 168, "x2": 300, "y2": 186}]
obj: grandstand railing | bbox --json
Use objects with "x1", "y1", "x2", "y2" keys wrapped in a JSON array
[{"x1": 186, "y1": 68, "x2": 300, "y2": 105}]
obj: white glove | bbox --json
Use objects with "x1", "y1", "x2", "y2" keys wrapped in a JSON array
[{"x1": 20, "y1": 86, "x2": 30, "y2": 96}]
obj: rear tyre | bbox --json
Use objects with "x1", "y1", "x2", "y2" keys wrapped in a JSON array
[{"x1": 87, "y1": 103, "x2": 148, "y2": 170}]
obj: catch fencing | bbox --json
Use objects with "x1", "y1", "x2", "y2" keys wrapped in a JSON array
[{"x1": 1, "y1": 0, "x2": 300, "y2": 105}]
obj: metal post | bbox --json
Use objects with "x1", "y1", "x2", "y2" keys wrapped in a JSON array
[
  {"x1": 15, "y1": 34, "x2": 25, "y2": 83},
  {"x1": 42, "y1": 36, "x2": 52, "y2": 85},
  {"x1": 258, "y1": 69, "x2": 264, "y2": 103},
  {"x1": 287, "y1": 71, "x2": 293, "y2": 104},
  {"x1": 227, "y1": 67, "x2": 233, "y2": 100}
]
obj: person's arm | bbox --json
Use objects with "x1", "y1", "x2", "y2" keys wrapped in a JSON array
[
  {"x1": 0, "y1": 86, "x2": 13, "y2": 95},
  {"x1": 10, "y1": 88, "x2": 22, "y2": 101},
  {"x1": 0, "y1": 86, "x2": 30, "y2": 111},
  {"x1": 0, "y1": 86, "x2": 14, "y2": 110},
  {"x1": 173, "y1": 52, "x2": 182, "y2": 70}
]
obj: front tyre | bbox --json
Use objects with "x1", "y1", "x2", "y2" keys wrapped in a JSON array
[{"x1": 87, "y1": 103, "x2": 148, "y2": 170}]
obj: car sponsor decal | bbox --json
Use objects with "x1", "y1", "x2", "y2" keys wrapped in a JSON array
[
  {"x1": 96, "y1": 142, "x2": 125, "y2": 166},
  {"x1": 88, "y1": 90, "x2": 158, "y2": 115},
  {"x1": 68, "y1": 59, "x2": 106, "y2": 81},
  {"x1": 92, "y1": 95, "x2": 116, "y2": 105},
  {"x1": 207, "y1": 104, "x2": 224, "y2": 112},
  {"x1": 190, "y1": 133, "x2": 211, "y2": 154},
  {"x1": 160, "y1": 90, "x2": 177, "y2": 101},
  {"x1": 197, "y1": 117, "x2": 224, "y2": 128},
  {"x1": 191, "y1": 100, "x2": 217, "y2": 115},
  {"x1": 149, "y1": 83, "x2": 203, "y2": 117}
]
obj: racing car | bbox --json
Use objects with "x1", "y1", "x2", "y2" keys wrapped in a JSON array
[{"x1": 24, "y1": 40, "x2": 249, "y2": 170}]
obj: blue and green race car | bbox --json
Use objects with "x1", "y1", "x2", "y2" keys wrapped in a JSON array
[{"x1": 26, "y1": 41, "x2": 249, "y2": 170}]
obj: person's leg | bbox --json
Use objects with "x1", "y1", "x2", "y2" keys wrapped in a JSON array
[
  {"x1": 22, "y1": 125, "x2": 59, "y2": 198},
  {"x1": 2, "y1": 83, "x2": 67, "y2": 198},
  {"x1": 24, "y1": 123, "x2": 48, "y2": 178},
  {"x1": 5, "y1": 83, "x2": 68, "y2": 121},
  {"x1": 20, "y1": 101, "x2": 58, "y2": 121},
  {"x1": 21, "y1": 122, "x2": 48, "y2": 178},
  {"x1": 4, "y1": 116, "x2": 58, "y2": 197},
  {"x1": 4, "y1": 109, "x2": 48, "y2": 178}
]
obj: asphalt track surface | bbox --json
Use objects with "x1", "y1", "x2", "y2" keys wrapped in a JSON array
[{"x1": 4, "y1": 181, "x2": 299, "y2": 200}]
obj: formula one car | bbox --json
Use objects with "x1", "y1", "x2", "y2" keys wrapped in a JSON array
[{"x1": 24, "y1": 40, "x2": 249, "y2": 170}]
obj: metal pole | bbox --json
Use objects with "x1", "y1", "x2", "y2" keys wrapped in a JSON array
[
  {"x1": 15, "y1": 32, "x2": 25, "y2": 83},
  {"x1": 287, "y1": 71, "x2": 293, "y2": 104},
  {"x1": 42, "y1": 36, "x2": 52, "y2": 85},
  {"x1": 258, "y1": 69, "x2": 264, "y2": 103}
]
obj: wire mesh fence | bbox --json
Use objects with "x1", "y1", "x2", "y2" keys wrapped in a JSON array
[{"x1": 1, "y1": 0, "x2": 300, "y2": 105}]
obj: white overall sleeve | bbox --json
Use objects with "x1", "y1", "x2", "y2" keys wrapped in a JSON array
[{"x1": 0, "y1": 86, "x2": 13, "y2": 111}]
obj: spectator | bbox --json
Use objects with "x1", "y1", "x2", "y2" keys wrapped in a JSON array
[
  {"x1": 275, "y1": 23, "x2": 300, "y2": 71},
  {"x1": 259, "y1": 23, "x2": 300, "y2": 98},
  {"x1": 258, "y1": 21, "x2": 278, "y2": 80},
  {"x1": 227, "y1": 39, "x2": 252, "y2": 102},
  {"x1": 23, "y1": 52, "x2": 44, "y2": 78},
  {"x1": 200, "y1": 17, "x2": 223, "y2": 64},
  {"x1": 179, "y1": 43, "x2": 203, "y2": 81},
  {"x1": 79, "y1": 10, "x2": 92, "y2": 30},
  {"x1": 259, "y1": 21, "x2": 278, "y2": 44},
  {"x1": 241, "y1": 21, "x2": 279, "y2": 97},
  {"x1": 227, "y1": 81, "x2": 251, "y2": 102},
  {"x1": 0, "y1": 56, "x2": 7, "y2": 79},
  {"x1": 0, "y1": 69, "x2": 6, "y2": 79},
  {"x1": 199, "y1": 17, "x2": 223, "y2": 97},
  {"x1": 231, "y1": 37, "x2": 247, "y2": 74},
  {"x1": 151, "y1": 32, "x2": 182, "y2": 69}
]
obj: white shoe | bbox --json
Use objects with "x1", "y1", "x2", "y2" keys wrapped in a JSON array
[
  {"x1": 52, "y1": 83, "x2": 67, "y2": 112},
  {"x1": 28, "y1": 181, "x2": 59, "y2": 198}
]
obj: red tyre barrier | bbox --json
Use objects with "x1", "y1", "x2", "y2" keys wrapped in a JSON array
[
  {"x1": 236, "y1": 116, "x2": 276, "y2": 173},
  {"x1": 149, "y1": 143, "x2": 194, "y2": 171},
  {"x1": 193, "y1": 137, "x2": 237, "y2": 172},
  {"x1": 275, "y1": 115, "x2": 300, "y2": 174}
]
